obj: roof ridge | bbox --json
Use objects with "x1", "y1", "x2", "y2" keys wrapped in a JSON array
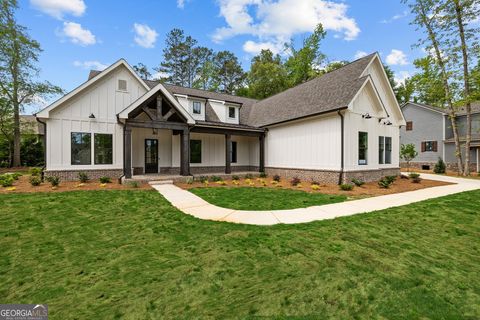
[{"x1": 159, "y1": 82, "x2": 258, "y2": 101}]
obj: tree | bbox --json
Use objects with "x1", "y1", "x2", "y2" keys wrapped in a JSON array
[
  {"x1": 319, "y1": 60, "x2": 350, "y2": 75},
  {"x1": 133, "y1": 63, "x2": 151, "y2": 80},
  {"x1": 409, "y1": 56, "x2": 447, "y2": 106},
  {"x1": 246, "y1": 49, "x2": 288, "y2": 99},
  {"x1": 212, "y1": 51, "x2": 245, "y2": 94},
  {"x1": 192, "y1": 47, "x2": 215, "y2": 90},
  {"x1": 0, "y1": 0, "x2": 62, "y2": 167},
  {"x1": 284, "y1": 24, "x2": 326, "y2": 86},
  {"x1": 400, "y1": 143, "x2": 418, "y2": 172},
  {"x1": 396, "y1": 78, "x2": 416, "y2": 104}
]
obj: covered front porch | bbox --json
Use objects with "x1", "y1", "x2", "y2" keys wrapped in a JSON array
[{"x1": 120, "y1": 85, "x2": 265, "y2": 179}]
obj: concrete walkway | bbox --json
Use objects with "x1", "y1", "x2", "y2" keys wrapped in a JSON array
[{"x1": 152, "y1": 173, "x2": 480, "y2": 225}]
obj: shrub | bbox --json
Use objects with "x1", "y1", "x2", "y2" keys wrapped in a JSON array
[
  {"x1": 78, "y1": 172, "x2": 89, "y2": 183},
  {"x1": 8, "y1": 173, "x2": 22, "y2": 180},
  {"x1": 99, "y1": 176, "x2": 111, "y2": 184},
  {"x1": 210, "y1": 175, "x2": 222, "y2": 182},
  {"x1": 186, "y1": 177, "x2": 194, "y2": 184},
  {"x1": 232, "y1": 175, "x2": 240, "y2": 181},
  {"x1": 400, "y1": 174, "x2": 409, "y2": 179},
  {"x1": 351, "y1": 178, "x2": 364, "y2": 187},
  {"x1": 46, "y1": 176, "x2": 60, "y2": 187},
  {"x1": 378, "y1": 177, "x2": 392, "y2": 189},
  {"x1": 412, "y1": 177, "x2": 422, "y2": 183},
  {"x1": 128, "y1": 181, "x2": 139, "y2": 188},
  {"x1": 0, "y1": 175, "x2": 14, "y2": 187},
  {"x1": 311, "y1": 184, "x2": 320, "y2": 190},
  {"x1": 434, "y1": 157, "x2": 446, "y2": 174},
  {"x1": 340, "y1": 183, "x2": 354, "y2": 191},
  {"x1": 244, "y1": 173, "x2": 253, "y2": 179},
  {"x1": 259, "y1": 172, "x2": 267, "y2": 178},
  {"x1": 29, "y1": 167, "x2": 42, "y2": 176},
  {"x1": 290, "y1": 177, "x2": 301, "y2": 186},
  {"x1": 198, "y1": 176, "x2": 209, "y2": 183},
  {"x1": 385, "y1": 175, "x2": 397, "y2": 184},
  {"x1": 29, "y1": 176, "x2": 41, "y2": 186},
  {"x1": 408, "y1": 173, "x2": 420, "y2": 179},
  {"x1": 273, "y1": 174, "x2": 281, "y2": 182},
  {"x1": 311, "y1": 180, "x2": 320, "y2": 186}
]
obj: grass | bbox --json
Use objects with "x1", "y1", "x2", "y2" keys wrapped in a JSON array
[
  {"x1": 1, "y1": 189, "x2": 480, "y2": 319},
  {"x1": 190, "y1": 187, "x2": 347, "y2": 210}
]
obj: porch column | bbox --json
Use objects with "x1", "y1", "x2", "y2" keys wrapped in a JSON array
[
  {"x1": 259, "y1": 133, "x2": 265, "y2": 172},
  {"x1": 180, "y1": 128, "x2": 190, "y2": 176},
  {"x1": 124, "y1": 127, "x2": 132, "y2": 178},
  {"x1": 225, "y1": 134, "x2": 231, "y2": 174},
  {"x1": 477, "y1": 148, "x2": 479, "y2": 173}
]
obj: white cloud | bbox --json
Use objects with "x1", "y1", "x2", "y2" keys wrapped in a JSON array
[
  {"x1": 243, "y1": 40, "x2": 282, "y2": 55},
  {"x1": 213, "y1": 0, "x2": 360, "y2": 54},
  {"x1": 133, "y1": 23, "x2": 158, "y2": 48},
  {"x1": 386, "y1": 49, "x2": 408, "y2": 65},
  {"x1": 30, "y1": 0, "x2": 86, "y2": 19},
  {"x1": 62, "y1": 21, "x2": 96, "y2": 46},
  {"x1": 394, "y1": 71, "x2": 411, "y2": 85},
  {"x1": 177, "y1": 0, "x2": 187, "y2": 8},
  {"x1": 73, "y1": 60, "x2": 108, "y2": 70},
  {"x1": 152, "y1": 71, "x2": 170, "y2": 80},
  {"x1": 380, "y1": 10, "x2": 408, "y2": 24},
  {"x1": 354, "y1": 50, "x2": 368, "y2": 59}
]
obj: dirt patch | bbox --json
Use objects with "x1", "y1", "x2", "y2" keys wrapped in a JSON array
[
  {"x1": 0, "y1": 174, "x2": 152, "y2": 194},
  {"x1": 176, "y1": 176, "x2": 452, "y2": 198}
]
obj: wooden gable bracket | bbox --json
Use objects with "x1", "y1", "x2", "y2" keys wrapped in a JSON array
[
  {"x1": 142, "y1": 106, "x2": 156, "y2": 121},
  {"x1": 156, "y1": 96, "x2": 163, "y2": 120}
]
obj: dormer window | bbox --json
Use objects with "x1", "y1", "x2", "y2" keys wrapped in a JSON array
[
  {"x1": 228, "y1": 106, "x2": 235, "y2": 118},
  {"x1": 193, "y1": 101, "x2": 201, "y2": 114},
  {"x1": 118, "y1": 79, "x2": 127, "y2": 91}
]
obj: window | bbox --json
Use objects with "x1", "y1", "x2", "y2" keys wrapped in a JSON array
[
  {"x1": 422, "y1": 141, "x2": 437, "y2": 152},
  {"x1": 193, "y1": 101, "x2": 201, "y2": 114},
  {"x1": 406, "y1": 121, "x2": 413, "y2": 131},
  {"x1": 228, "y1": 106, "x2": 236, "y2": 118},
  {"x1": 71, "y1": 132, "x2": 91, "y2": 165},
  {"x1": 231, "y1": 141, "x2": 237, "y2": 163},
  {"x1": 190, "y1": 140, "x2": 202, "y2": 163},
  {"x1": 379, "y1": 136, "x2": 385, "y2": 164},
  {"x1": 358, "y1": 132, "x2": 368, "y2": 165},
  {"x1": 385, "y1": 137, "x2": 392, "y2": 164},
  {"x1": 94, "y1": 134, "x2": 113, "y2": 164},
  {"x1": 118, "y1": 79, "x2": 127, "y2": 91}
]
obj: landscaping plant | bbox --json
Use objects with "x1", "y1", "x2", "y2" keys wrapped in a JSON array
[
  {"x1": 259, "y1": 172, "x2": 267, "y2": 178},
  {"x1": 400, "y1": 143, "x2": 418, "y2": 172},
  {"x1": 99, "y1": 176, "x2": 112, "y2": 184},
  {"x1": 244, "y1": 173, "x2": 253, "y2": 179},
  {"x1": 0, "y1": 174, "x2": 14, "y2": 187},
  {"x1": 351, "y1": 178, "x2": 364, "y2": 187},
  {"x1": 29, "y1": 176, "x2": 41, "y2": 186},
  {"x1": 232, "y1": 175, "x2": 240, "y2": 181},
  {"x1": 290, "y1": 177, "x2": 301, "y2": 186},
  {"x1": 434, "y1": 157, "x2": 446, "y2": 174},
  {"x1": 339, "y1": 183, "x2": 354, "y2": 191},
  {"x1": 273, "y1": 174, "x2": 281, "y2": 182},
  {"x1": 198, "y1": 176, "x2": 209, "y2": 183},
  {"x1": 78, "y1": 172, "x2": 89, "y2": 183},
  {"x1": 378, "y1": 177, "x2": 392, "y2": 189},
  {"x1": 409, "y1": 173, "x2": 422, "y2": 183},
  {"x1": 210, "y1": 176, "x2": 222, "y2": 182},
  {"x1": 29, "y1": 167, "x2": 42, "y2": 176},
  {"x1": 46, "y1": 176, "x2": 60, "y2": 187},
  {"x1": 385, "y1": 175, "x2": 397, "y2": 184}
]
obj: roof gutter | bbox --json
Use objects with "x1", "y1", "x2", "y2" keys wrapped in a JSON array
[
  {"x1": 260, "y1": 106, "x2": 348, "y2": 128},
  {"x1": 337, "y1": 110, "x2": 344, "y2": 185}
]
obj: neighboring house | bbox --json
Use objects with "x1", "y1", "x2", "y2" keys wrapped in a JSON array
[
  {"x1": 20, "y1": 115, "x2": 45, "y2": 139},
  {"x1": 36, "y1": 52, "x2": 405, "y2": 183},
  {"x1": 400, "y1": 101, "x2": 480, "y2": 172}
]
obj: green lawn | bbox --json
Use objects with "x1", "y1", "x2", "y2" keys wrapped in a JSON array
[
  {"x1": 190, "y1": 187, "x2": 347, "y2": 210},
  {"x1": 1, "y1": 190, "x2": 480, "y2": 319}
]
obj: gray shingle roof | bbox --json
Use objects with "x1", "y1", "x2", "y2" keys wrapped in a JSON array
[
  {"x1": 402, "y1": 101, "x2": 480, "y2": 116},
  {"x1": 246, "y1": 53, "x2": 376, "y2": 127}
]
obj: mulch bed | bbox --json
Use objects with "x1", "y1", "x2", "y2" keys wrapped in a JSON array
[
  {"x1": 176, "y1": 176, "x2": 452, "y2": 198},
  {"x1": 0, "y1": 175, "x2": 151, "y2": 194}
]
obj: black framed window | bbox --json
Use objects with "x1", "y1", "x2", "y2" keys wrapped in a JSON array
[
  {"x1": 94, "y1": 134, "x2": 113, "y2": 164},
  {"x1": 193, "y1": 101, "x2": 201, "y2": 114},
  {"x1": 71, "y1": 132, "x2": 91, "y2": 165},
  {"x1": 190, "y1": 140, "x2": 202, "y2": 163},
  {"x1": 231, "y1": 141, "x2": 237, "y2": 163},
  {"x1": 379, "y1": 136, "x2": 385, "y2": 164},
  {"x1": 228, "y1": 106, "x2": 235, "y2": 118},
  {"x1": 385, "y1": 137, "x2": 392, "y2": 164},
  {"x1": 358, "y1": 132, "x2": 368, "y2": 165}
]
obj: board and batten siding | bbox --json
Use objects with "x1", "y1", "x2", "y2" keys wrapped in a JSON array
[
  {"x1": 265, "y1": 115, "x2": 342, "y2": 170},
  {"x1": 45, "y1": 65, "x2": 148, "y2": 170}
]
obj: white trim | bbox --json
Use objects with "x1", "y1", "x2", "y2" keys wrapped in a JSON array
[
  {"x1": 477, "y1": 148, "x2": 479, "y2": 173},
  {"x1": 347, "y1": 77, "x2": 388, "y2": 119},
  {"x1": 36, "y1": 59, "x2": 149, "y2": 118},
  {"x1": 442, "y1": 115, "x2": 446, "y2": 160},
  {"x1": 117, "y1": 82, "x2": 195, "y2": 124},
  {"x1": 208, "y1": 99, "x2": 225, "y2": 105}
]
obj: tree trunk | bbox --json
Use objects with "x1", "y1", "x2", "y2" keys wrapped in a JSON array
[
  {"x1": 12, "y1": 101, "x2": 20, "y2": 167},
  {"x1": 419, "y1": 2, "x2": 463, "y2": 174},
  {"x1": 453, "y1": 0, "x2": 472, "y2": 176}
]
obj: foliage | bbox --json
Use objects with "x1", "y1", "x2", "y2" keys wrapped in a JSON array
[
  {"x1": 0, "y1": 174, "x2": 14, "y2": 187},
  {"x1": 128, "y1": 181, "x2": 139, "y2": 188},
  {"x1": 351, "y1": 178, "x2": 365, "y2": 187},
  {"x1": 198, "y1": 176, "x2": 209, "y2": 183},
  {"x1": 29, "y1": 167, "x2": 42, "y2": 176},
  {"x1": 339, "y1": 183, "x2": 354, "y2": 191},
  {"x1": 99, "y1": 176, "x2": 111, "y2": 184},
  {"x1": 409, "y1": 173, "x2": 421, "y2": 179},
  {"x1": 434, "y1": 157, "x2": 446, "y2": 174},
  {"x1": 259, "y1": 172, "x2": 267, "y2": 178},
  {"x1": 231, "y1": 175, "x2": 239, "y2": 181},
  {"x1": 46, "y1": 176, "x2": 60, "y2": 187},
  {"x1": 209, "y1": 175, "x2": 222, "y2": 182},
  {"x1": 378, "y1": 177, "x2": 393, "y2": 189},
  {"x1": 400, "y1": 144, "x2": 418, "y2": 171},
  {"x1": 20, "y1": 135, "x2": 44, "y2": 166},
  {"x1": 290, "y1": 177, "x2": 301, "y2": 186},
  {"x1": 244, "y1": 173, "x2": 253, "y2": 179},
  {"x1": 28, "y1": 175, "x2": 41, "y2": 186},
  {"x1": 273, "y1": 174, "x2": 281, "y2": 182},
  {"x1": 78, "y1": 172, "x2": 89, "y2": 183},
  {"x1": 212, "y1": 50, "x2": 245, "y2": 94},
  {"x1": 132, "y1": 63, "x2": 152, "y2": 80},
  {"x1": 409, "y1": 56, "x2": 447, "y2": 106},
  {"x1": 385, "y1": 176, "x2": 397, "y2": 184}
]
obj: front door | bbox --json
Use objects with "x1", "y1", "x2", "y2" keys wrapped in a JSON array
[{"x1": 145, "y1": 139, "x2": 158, "y2": 174}]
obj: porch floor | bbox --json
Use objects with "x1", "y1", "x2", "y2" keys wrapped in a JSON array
[{"x1": 124, "y1": 171, "x2": 261, "y2": 184}]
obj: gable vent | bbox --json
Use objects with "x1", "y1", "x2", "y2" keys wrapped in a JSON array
[{"x1": 118, "y1": 79, "x2": 127, "y2": 91}]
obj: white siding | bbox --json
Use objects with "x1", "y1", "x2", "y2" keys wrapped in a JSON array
[
  {"x1": 265, "y1": 115, "x2": 342, "y2": 170},
  {"x1": 45, "y1": 65, "x2": 148, "y2": 170}
]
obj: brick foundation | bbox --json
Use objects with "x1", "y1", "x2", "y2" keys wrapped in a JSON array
[
  {"x1": 45, "y1": 169, "x2": 124, "y2": 181},
  {"x1": 401, "y1": 161, "x2": 478, "y2": 172},
  {"x1": 343, "y1": 168, "x2": 401, "y2": 183}
]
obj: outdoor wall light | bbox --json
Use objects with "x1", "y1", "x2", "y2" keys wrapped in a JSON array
[
  {"x1": 89, "y1": 113, "x2": 95, "y2": 119},
  {"x1": 362, "y1": 113, "x2": 372, "y2": 119}
]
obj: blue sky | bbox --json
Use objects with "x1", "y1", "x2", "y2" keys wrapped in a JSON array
[{"x1": 18, "y1": 0, "x2": 423, "y2": 114}]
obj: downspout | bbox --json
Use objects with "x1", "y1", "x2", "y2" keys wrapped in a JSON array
[
  {"x1": 36, "y1": 116, "x2": 47, "y2": 181},
  {"x1": 337, "y1": 110, "x2": 344, "y2": 185}
]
